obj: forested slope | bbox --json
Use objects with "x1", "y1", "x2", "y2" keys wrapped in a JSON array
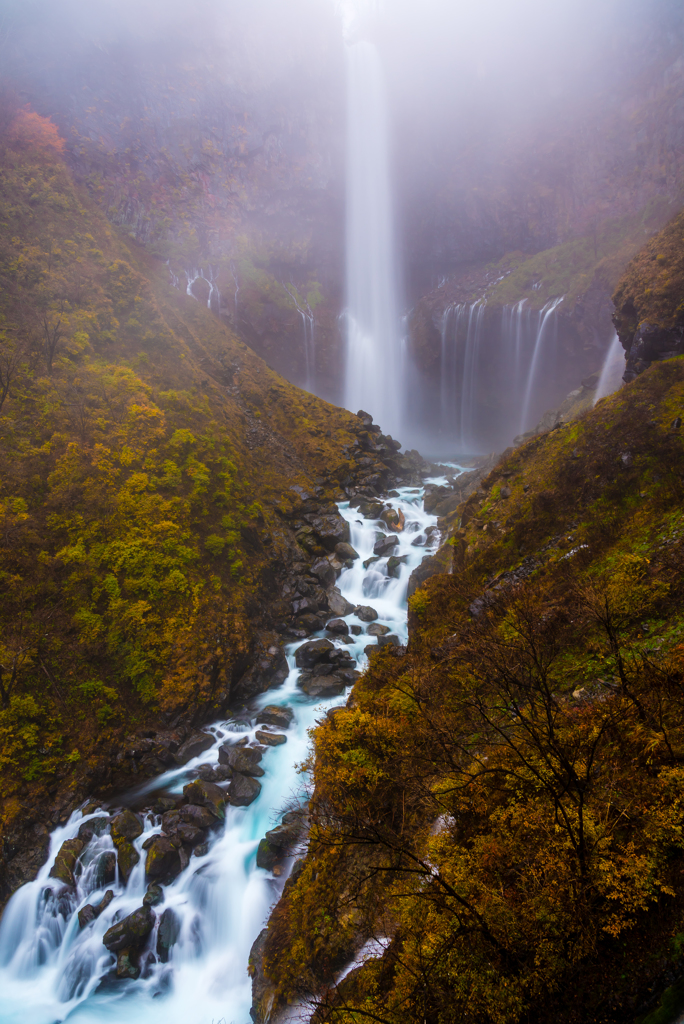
[
  {"x1": 0, "y1": 104, "x2": 403, "y2": 897},
  {"x1": 255, "y1": 357, "x2": 684, "y2": 1022}
]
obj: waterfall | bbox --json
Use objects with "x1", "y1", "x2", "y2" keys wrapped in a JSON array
[
  {"x1": 186, "y1": 267, "x2": 220, "y2": 314},
  {"x1": 459, "y1": 300, "x2": 486, "y2": 451},
  {"x1": 284, "y1": 285, "x2": 316, "y2": 393},
  {"x1": 0, "y1": 485, "x2": 442, "y2": 1024},
  {"x1": 594, "y1": 333, "x2": 625, "y2": 403},
  {"x1": 344, "y1": 28, "x2": 401, "y2": 434},
  {"x1": 519, "y1": 296, "x2": 565, "y2": 434}
]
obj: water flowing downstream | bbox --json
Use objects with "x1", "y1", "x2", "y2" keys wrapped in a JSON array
[{"x1": 0, "y1": 486, "x2": 441, "y2": 1024}]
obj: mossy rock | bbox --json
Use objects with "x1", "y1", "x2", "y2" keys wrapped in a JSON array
[{"x1": 49, "y1": 838, "x2": 84, "y2": 887}]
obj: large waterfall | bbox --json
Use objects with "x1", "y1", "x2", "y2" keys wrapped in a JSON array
[
  {"x1": 344, "y1": 17, "x2": 402, "y2": 436},
  {"x1": 0, "y1": 487, "x2": 442, "y2": 1024}
]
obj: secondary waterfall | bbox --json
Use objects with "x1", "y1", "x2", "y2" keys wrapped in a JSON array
[
  {"x1": 344, "y1": 24, "x2": 401, "y2": 436},
  {"x1": 0, "y1": 486, "x2": 442, "y2": 1024},
  {"x1": 594, "y1": 332, "x2": 625, "y2": 403}
]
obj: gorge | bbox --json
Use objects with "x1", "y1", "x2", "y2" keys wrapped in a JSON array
[{"x1": 1, "y1": 2, "x2": 684, "y2": 1024}]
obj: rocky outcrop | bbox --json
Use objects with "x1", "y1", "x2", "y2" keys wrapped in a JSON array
[{"x1": 613, "y1": 208, "x2": 684, "y2": 380}]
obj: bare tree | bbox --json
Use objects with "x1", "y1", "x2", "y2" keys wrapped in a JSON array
[
  {"x1": 42, "y1": 301, "x2": 65, "y2": 373},
  {"x1": 0, "y1": 335, "x2": 23, "y2": 413}
]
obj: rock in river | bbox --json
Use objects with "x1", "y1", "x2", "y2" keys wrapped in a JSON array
[
  {"x1": 103, "y1": 905, "x2": 155, "y2": 952},
  {"x1": 228, "y1": 774, "x2": 262, "y2": 806},
  {"x1": 295, "y1": 638, "x2": 334, "y2": 668},
  {"x1": 257, "y1": 705, "x2": 294, "y2": 730},
  {"x1": 218, "y1": 744, "x2": 264, "y2": 777}
]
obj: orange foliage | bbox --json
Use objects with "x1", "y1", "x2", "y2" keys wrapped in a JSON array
[{"x1": 9, "y1": 107, "x2": 65, "y2": 155}]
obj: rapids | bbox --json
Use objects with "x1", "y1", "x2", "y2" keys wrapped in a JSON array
[{"x1": 0, "y1": 485, "x2": 443, "y2": 1024}]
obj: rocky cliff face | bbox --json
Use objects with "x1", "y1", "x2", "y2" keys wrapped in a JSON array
[{"x1": 613, "y1": 207, "x2": 684, "y2": 380}]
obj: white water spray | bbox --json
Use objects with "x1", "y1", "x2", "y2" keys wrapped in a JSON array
[
  {"x1": 519, "y1": 296, "x2": 565, "y2": 433},
  {"x1": 594, "y1": 333, "x2": 625, "y2": 403}
]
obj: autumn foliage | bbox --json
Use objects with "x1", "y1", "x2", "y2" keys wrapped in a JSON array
[{"x1": 5, "y1": 106, "x2": 65, "y2": 156}]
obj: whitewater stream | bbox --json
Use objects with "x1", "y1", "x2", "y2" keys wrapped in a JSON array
[{"x1": 0, "y1": 485, "x2": 444, "y2": 1024}]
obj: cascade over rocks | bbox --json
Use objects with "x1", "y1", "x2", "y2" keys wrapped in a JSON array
[{"x1": 103, "y1": 906, "x2": 155, "y2": 953}]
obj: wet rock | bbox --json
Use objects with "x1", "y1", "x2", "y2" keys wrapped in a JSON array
[
  {"x1": 116, "y1": 842, "x2": 140, "y2": 884},
  {"x1": 180, "y1": 804, "x2": 220, "y2": 828},
  {"x1": 161, "y1": 809, "x2": 181, "y2": 833},
  {"x1": 377, "y1": 634, "x2": 400, "y2": 647},
  {"x1": 78, "y1": 888, "x2": 114, "y2": 928},
  {"x1": 256, "y1": 837, "x2": 281, "y2": 871},
  {"x1": 153, "y1": 797, "x2": 178, "y2": 815},
  {"x1": 227, "y1": 774, "x2": 262, "y2": 806},
  {"x1": 298, "y1": 671, "x2": 349, "y2": 698},
  {"x1": 255, "y1": 729, "x2": 287, "y2": 746},
  {"x1": 328, "y1": 587, "x2": 355, "y2": 617},
  {"x1": 218, "y1": 744, "x2": 264, "y2": 777},
  {"x1": 326, "y1": 617, "x2": 350, "y2": 635},
  {"x1": 335, "y1": 541, "x2": 359, "y2": 561},
  {"x1": 175, "y1": 731, "x2": 215, "y2": 765},
  {"x1": 177, "y1": 824, "x2": 205, "y2": 845},
  {"x1": 257, "y1": 705, "x2": 294, "y2": 730},
  {"x1": 97, "y1": 851, "x2": 117, "y2": 887},
  {"x1": 193, "y1": 842, "x2": 209, "y2": 857},
  {"x1": 310, "y1": 558, "x2": 336, "y2": 587},
  {"x1": 387, "y1": 555, "x2": 407, "y2": 578},
  {"x1": 366, "y1": 623, "x2": 390, "y2": 636},
  {"x1": 156, "y1": 907, "x2": 181, "y2": 963},
  {"x1": 356, "y1": 605, "x2": 378, "y2": 622},
  {"x1": 111, "y1": 810, "x2": 143, "y2": 843},
  {"x1": 349, "y1": 624, "x2": 362, "y2": 636},
  {"x1": 103, "y1": 905, "x2": 155, "y2": 952},
  {"x1": 116, "y1": 948, "x2": 140, "y2": 980},
  {"x1": 143, "y1": 883, "x2": 164, "y2": 907},
  {"x1": 380, "y1": 507, "x2": 405, "y2": 532},
  {"x1": 363, "y1": 555, "x2": 381, "y2": 569},
  {"x1": 311, "y1": 515, "x2": 351, "y2": 551},
  {"x1": 49, "y1": 838, "x2": 84, "y2": 887},
  {"x1": 374, "y1": 534, "x2": 399, "y2": 556},
  {"x1": 145, "y1": 837, "x2": 183, "y2": 882},
  {"x1": 295, "y1": 638, "x2": 334, "y2": 668},
  {"x1": 183, "y1": 779, "x2": 226, "y2": 820},
  {"x1": 232, "y1": 645, "x2": 289, "y2": 703},
  {"x1": 78, "y1": 816, "x2": 109, "y2": 843}
]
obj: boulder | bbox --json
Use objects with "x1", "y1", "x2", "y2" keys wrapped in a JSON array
[
  {"x1": 116, "y1": 842, "x2": 140, "y2": 884},
  {"x1": 182, "y1": 779, "x2": 226, "y2": 820},
  {"x1": 335, "y1": 542, "x2": 359, "y2": 561},
  {"x1": 176, "y1": 824, "x2": 205, "y2": 845},
  {"x1": 255, "y1": 729, "x2": 287, "y2": 746},
  {"x1": 49, "y1": 838, "x2": 84, "y2": 887},
  {"x1": 377, "y1": 634, "x2": 400, "y2": 648},
  {"x1": 295, "y1": 638, "x2": 334, "y2": 669},
  {"x1": 218, "y1": 745, "x2": 264, "y2": 777},
  {"x1": 143, "y1": 883, "x2": 164, "y2": 907},
  {"x1": 311, "y1": 515, "x2": 351, "y2": 551},
  {"x1": 387, "y1": 555, "x2": 407, "y2": 578},
  {"x1": 78, "y1": 888, "x2": 114, "y2": 928},
  {"x1": 327, "y1": 588, "x2": 355, "y2": 617},
  {"x1": 97, "y1": 851, "x2": 116, "y2": 887},
  {"x1": 228, "y1": 774, "x2": 262, "y2": 806},
  {"x1": 298, "y1": 672, "x2": 348, "y2": 698},
  {"x1": 326, "y1": 618, "x2": 350, "y2": 635},
  {"x1": 349, "y1": 624, "x2": 362, "y2": 636},
  {"x1": 78, "y1": 816, "x2": 109, "y2": 843},
  {"x1": 103, "y1": 905, "x2": 155, "y2": 953},
  {"x1": 256, "y1": 705, "x2": 294, "y2": 730},
  {"x1": 366, "y1": 623, "x2": 390, "y2": 636},
  {"x1": 256, "y1": 837, "x2": 280, "y2": 871},
  {"x1": 156, "y1": 907, "x2": 181, "y2": 963},
  {"x1": 373, "y1": 534, "x2": 399, "y2": 556},
  {"x1": 179, "y1": 804, "x2": 220, "y2": 828},
  {"x1": 380, "y1": 507, "x2": 405, "y2": 532},
  {"x1": 356, "y1": 605, "x2": 378, "y2": 622},
  {"x1": 310, "y1": 559, "x2": 337, "y2": 587},
  {"x1": 116, "y1": 949, "x2": 140, "y2": 980},
  {"x1": 232, "y1": 646, "x2": 289, "y2": 703},
  {"x1": 110, "y1": 810, "x2": 143, "y2": 844},
  {"x1": 145, "y1": 837, "x2": 183, "y2": 882},
  {"x1": 161, "y1": 809, "x2": 181, "y2": 833},
  {"x1": 193, "y1": 842, "x2": 209, "y2": 858},
  {"x1": 175, "y1": 732, "x2": 215, "y2": 765}
]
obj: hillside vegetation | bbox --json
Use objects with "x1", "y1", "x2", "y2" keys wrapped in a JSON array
[
  {"x1": 0, "y1": 105, "x2": 365, "y2": 858},
  {"x1": 256, "y1": 356, "x2": 684, "y2": 1024}
]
